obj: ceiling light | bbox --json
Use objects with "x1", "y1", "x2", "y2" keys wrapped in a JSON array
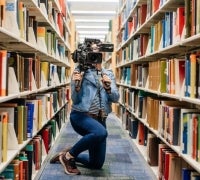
[
  {"x1": 79, "y1": 34, "x2": 105, "y2": 37},
  {"x1": 71, "y1": 10, "x2": 116, "y2": 15},
  {"x1": 68, "y1": 0, "x2": 118, "y2": 2},
  {"x1": 75, "y1": 19, "x2": 110, "y2": 23},
  {"x1": 76, "y1": 25, "x2": 109, "y2": 29},
  {"x1": 78, "y1": 30, "x2": 108, "y2": 34}
]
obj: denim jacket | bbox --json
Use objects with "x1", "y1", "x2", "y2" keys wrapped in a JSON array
[{"x1": 71, "y1": 68, "x2": 120, "y2": 115}]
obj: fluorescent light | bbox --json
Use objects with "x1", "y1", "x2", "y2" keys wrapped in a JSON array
[
  {"x1": 68, "y1": 0, "x2": 118, "y2": 2},
  {"x1": 71, "y1": 10, "x2": 116, "y2": 15},
  {"x1": 76, "y1": 25, "x2": 109, "y2": 29},
  {"x1": 75, "y1": 19, "x2": 110, "y2": 23},
  {"x1": 78, "y1": 30, "x2": 108, "y2": 34},
  {"x1": 79, "y1": 34, "x2": 105, "y2": 38}
]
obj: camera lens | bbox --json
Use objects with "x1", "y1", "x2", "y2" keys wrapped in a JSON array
[{"x1": 87, "y1": 52, "x2": 102, "y2": 64}]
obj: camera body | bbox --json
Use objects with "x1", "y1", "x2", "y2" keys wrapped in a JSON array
[{"x1": 71, "y1": 38, "x2": 114, "y2": 67}]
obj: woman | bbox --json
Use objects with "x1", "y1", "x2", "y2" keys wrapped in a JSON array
[{"x1": 50, "y1": 49, "x2": 119, "y2": 176}]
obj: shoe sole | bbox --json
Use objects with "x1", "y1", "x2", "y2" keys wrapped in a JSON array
[
  {"x1": 59, "y1": 155, "x2": 80, "y2": 175},
  {"x1": 50, "y1": 147, "x2": 72, "y2": 164},
  {"x1": 50, "y1": 152, "x2": 64, "y2": 164}
]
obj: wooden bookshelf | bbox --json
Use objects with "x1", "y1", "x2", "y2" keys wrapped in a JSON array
[
  {"x1": 116, "y1": 0, "x2": 200, "y2": 179},
  {"x1": 0, "y1": 0, "x2": 73, "y2": 178}
]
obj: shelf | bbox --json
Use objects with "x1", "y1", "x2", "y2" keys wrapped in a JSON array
[
  {"x1": 0, "y1": 0, "x2": 73, "y2": 176},
  {"x1": 116, "y1": 0, "x2": 200, "y2": 175}
]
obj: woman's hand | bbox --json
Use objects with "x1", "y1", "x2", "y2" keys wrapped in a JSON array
[
  {"x1": 101, "y1": 74, "x2": 111, "y2": 93},
  {"x1": 73, "y1": 71, "x2": 83, "y2": 92}
]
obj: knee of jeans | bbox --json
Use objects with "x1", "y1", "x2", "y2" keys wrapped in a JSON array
[
  {"x1": 90, "y1": 161, "x2": 104, "y2": 169},
  {"x1": 96, "y1": 129, "x2": 107, "y2": 141}
]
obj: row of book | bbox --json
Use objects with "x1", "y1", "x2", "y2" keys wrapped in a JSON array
[
  {"x1": 117, "y1": 53, "x2": 200, "y2": 99},
  {"x1": 117, "y1": 107, "x2": 200, "y2": 180},
  {"x1": 118, "y1": 87, "x2": 200, "y2": 162},
  {"x1": 0, "y1": 50, "x2": 70, "y2": 97},
  {"x1": 0, "y1": 88, "x2": 69, "y2": 164},
  {"x1": 0, "y1": 109, "x2": 66, "y2": 180},
  {"x1": 0, "y1": 0, "x2": 70, "y2": 43},
  {"x1": 0, "y1": 0, "x2": 70, "y2": 63},
  {"x1": 117, "y1": 0, "x2": 200, "y2": 55}
]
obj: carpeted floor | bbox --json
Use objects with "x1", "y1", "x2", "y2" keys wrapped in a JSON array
[{"x1": 35, "y1": 113, "x2": 157, "y2": 180}]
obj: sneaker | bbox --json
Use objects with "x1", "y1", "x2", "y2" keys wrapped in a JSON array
[
  {"x1": 59, "y1": 154, "x2": 81, "y2": 175},
  {"x1": 50, "y1": 146, "x2": 71, "y2": 164}
]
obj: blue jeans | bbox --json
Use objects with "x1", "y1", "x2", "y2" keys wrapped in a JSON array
[{"x1": 69, "y1": 110, "x2": 108, "y2": 169}]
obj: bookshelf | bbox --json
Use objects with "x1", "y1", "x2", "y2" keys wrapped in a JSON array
[
  {"x1": 0, "y1": 0, "x2": 73, "y2": 179},
  {"x1": 116, "y1": 0, "x2": 200, "y2": 179}
]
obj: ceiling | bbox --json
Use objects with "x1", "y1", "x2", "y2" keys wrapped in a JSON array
[{"x1": 67, "y1": 0, "x2": 119, "y2": 43}]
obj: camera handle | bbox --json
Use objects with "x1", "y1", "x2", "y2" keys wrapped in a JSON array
[
  {"x1": 74, "y1": 71, "x2": 85, "y2": 90},
  {"x1": 101, "y1": 72, "x2": 111, "y2": 89}
]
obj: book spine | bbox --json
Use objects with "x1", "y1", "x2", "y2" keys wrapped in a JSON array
[
  {"x1": 0, "y1": 50, "x2": 8, "y2": 96},
  {"x1": 2, "y1": 112, "x2": 8, "y2": 162},
  {"x1": 190, "y1": 53, "x2": 196, "y2": 98}
]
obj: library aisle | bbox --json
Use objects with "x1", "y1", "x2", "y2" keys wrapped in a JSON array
[{"x1": 35, "y1": 113, "x2": 157, "y2": 180}]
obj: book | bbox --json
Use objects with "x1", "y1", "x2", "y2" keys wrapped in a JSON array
[
  {"x1": 0, "y1": 114, "x2": 2, "y2": 163},
  {"x1": 190, "y1": 0, "x2": 197, "y2": 36},
  {"x1": 0, "y1": 164, "x2": 14, "y2": 179},
  {"x1": 190, "y1": 53, "x2": 197, "y2": 98},
  {"x1": 23, "y1": 105, "x2": 27, "y2": 141},
  {"x1": 0, "y1": 50, "x2": 8, "y2": 96},
  {"x1": 0, "y1": 0, "x2": 5, "y2": 27},
  {"x1": 32, "y1": 55, "x2": 41, "y2": 89},
  {"x1": 174, "y1": 58, "x2": 185, "y2": 95},
  {"x1": 137, "y1": 122, "x2": 147, "y2": 145},
  {"x1": 19, "y1": 152, "x2": 29, "y2": 180},
  {"x1": 41, "y1": 125, "x2": 52, "y2": 153},
  {"x1": 163, "y1": 151, "x2": 177, "y2": 180},
  {"x1": 176, "y1": 6, "x2": 185, "y2": 41},
  {"x1": 181, "y1": 109, "x2": 200, "y2": 154},
  {"x1": 185, "y1": 54, "x2": 191, "y2": 97},
  {"x1": 185, "y1": 0, "x2": 191, "y2": 38},
  {"x1": 130, "y1": 116, "x2": 138, "y2": 139},
  {"x1": 198, "y1": 115, "x2": 200, "y2": 162},
  {"x1": 1, "y1": 112, "x2": 8, "y2": 162},
  {"x1": 158, "y1": 144, "x2": 170, "y2": 179},
  {"x1": 3, "y1": 0, "x2": 20, "y2": 36},
  {"x1": 57, "y1": 13, "x2": 64, "y2": 37},
  {"x1": 11, "y1": 159, "x2": 20, "y2": 180},
  {"x1": 160, "y1": 60, "x2": 167, "y2": 93},
  {"x1": 48, "y1": 119, "x2": 56, "y2": 139},
  {"x1": 25, "y1": 142, "x2": 34, "y2": 180},
  {"x1": 0, "y1": 102, "x2": 18, "y2": 136},
  {"x1": 37, "y1": 26, "x2": 47, "y2": 53},
  {"x1": 23, "y1": 57, "x2": 33, "y2": 91},
  {"x1": 41, "y1": 61, "x2": 50, "y2": 87},
  {"x1": 33, "y1": 136, "x2": 42, "y2": 170},
  {"x1": 17, "y1": 105, "x2": 24, "y2": 144},
  {"x1": 28, "y1": 16, "x2": 38, "y2": 43},
  {"x1": 167, "y1": 106, "x2": 181, "y2": 145},
  {"x1": 169, "y1": 58, "x2": 175, "y2": 94},
  {"x1": 168, "y1": 155, "x2": 182, "y2": 180},
  {"x1": 18, "y1": 1, "x2": 25, "y2": 39},
  {"x1": 25, "y1": 99, "x2": 39, "y2": 132},
  {"x1": 192, "y1": 114, "x2": 198, "y2": 160},
  {"x1": 26, "y1": 102, "x2": 34, "y2": 138},
  {"x1": 196, "y1": 0, "x2": 200, "y2": 33},
  {"x1": 147, "y1": 133, "x2": 159, "y2": 166}
]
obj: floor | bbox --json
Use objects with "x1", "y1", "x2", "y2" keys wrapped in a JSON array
[{"x1": 35, "y1": 113, "x2": 157, "y2": 180}]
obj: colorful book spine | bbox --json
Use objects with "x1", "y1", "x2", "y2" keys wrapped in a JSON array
[
  {"x1": 2, "y1": 112, "x2": 8, "y2": 162},
  {"x1": 190, "y1": 53, "x2": 197, "y2": 98},
  {"x1": 185, "y1": 54, "x2": 191, "y2": 97},
  {"x1": 0, "y1": 50, "x2": 8, "y2": 96}
]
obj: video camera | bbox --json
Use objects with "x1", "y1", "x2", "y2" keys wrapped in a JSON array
[{"x1": 71, "y1": 38, "x2": 114, "y2": 67}]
